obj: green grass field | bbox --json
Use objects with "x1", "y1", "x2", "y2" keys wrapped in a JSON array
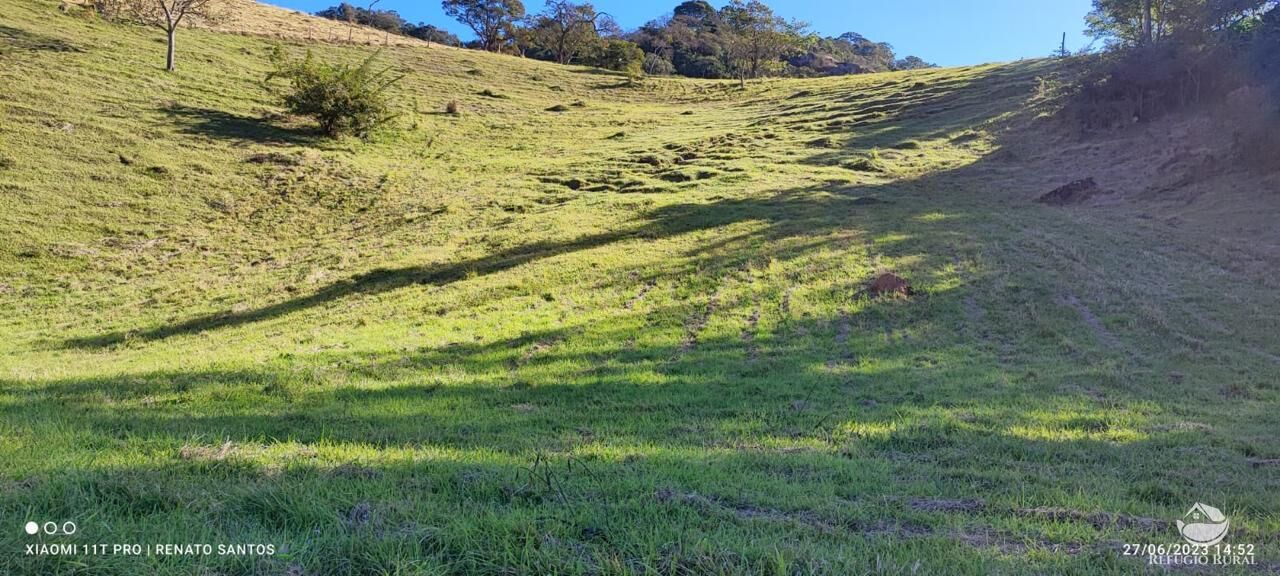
[{"x1": 1, "y1": 1, "x2": 1277, "y2": 574}]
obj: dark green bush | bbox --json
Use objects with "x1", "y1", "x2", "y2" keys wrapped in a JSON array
[{"x1": 267, "y1": 48, "x2": 401, "y2": 138}]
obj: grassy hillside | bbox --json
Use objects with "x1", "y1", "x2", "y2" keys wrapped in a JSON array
[{"x1": 1, "y1": 1, "x2": 1278, "y2": 574}]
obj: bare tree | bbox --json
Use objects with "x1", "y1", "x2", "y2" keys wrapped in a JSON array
[{"x1": 125, "y1": 0, "x2": 221, "y2": 71}]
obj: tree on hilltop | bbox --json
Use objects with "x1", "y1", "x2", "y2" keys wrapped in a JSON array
[
  {"x1": 442, "y1": 0, "x2": 526, "y2": 52},
  {"x1": 525, "y1": 1, "x2": 615, "y2": 64},
  {"x1": 720, "y1": 0, "x2": 810, "y2": 84}
]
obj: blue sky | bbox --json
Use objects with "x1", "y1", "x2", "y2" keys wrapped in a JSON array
[{"x1": 268, "y1": 0, "x2": 1096, "y2": 67}]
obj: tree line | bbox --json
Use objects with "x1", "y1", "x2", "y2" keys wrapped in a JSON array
[
  {"x1": 1073, "y1": 0, "x2": 1278, "y2": 127},
  {"x1": 313, "y1": 0, "x2": 936, "y2": 79},
  {"x1": 314, "y1": 3, "x2": 463, "y2": 45}
]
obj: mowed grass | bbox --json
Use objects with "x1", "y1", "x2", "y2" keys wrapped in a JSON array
[{"x1": 1, "y1": 2, "x2": 1278, "y2": 574}]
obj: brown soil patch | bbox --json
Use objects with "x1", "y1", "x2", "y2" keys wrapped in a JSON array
[
  {"x1": 1037, "y1": 178, "x2": 1104, "y2": 206},
  {"x1": 869, "y1": 273, "x2": 913, "y2": 297}
]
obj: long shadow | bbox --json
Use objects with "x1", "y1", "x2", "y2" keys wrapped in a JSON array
[
  {"x1": 0, "y1": 24, "x2": 83, "y2": 53},
  {"x1": 63, "y1": 234, "x2": 626, "y2": 348},
  {"x1": 163, "y1": 104, "x2": 318, "y2": 146},
  {"x1": 59, "y1": 63, "x2": 1071, "y2": 351},
  {"x1": 10, "y1": 311, "x2": 1277, "y2": 573},
  {"x1": 61, "y1": 188, "x2": 887, "y2": 349}
]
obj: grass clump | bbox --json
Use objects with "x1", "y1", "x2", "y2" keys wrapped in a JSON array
[
  {"x1": 266, "y1": 48, "x2": 402, "y2": 138},
  {"x1": 842, "y1": 150, "x2": 889, "y2": 173}
]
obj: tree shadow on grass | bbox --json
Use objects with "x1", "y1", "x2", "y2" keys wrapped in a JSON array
[
  {"x1": 7, "y1": 310, "x2": 1276, "y2": 574},
  {"x1": 56, "y1": 63, "x2": 1074, "y2": 352},
  {"x1": 163, "y1": 104, "x2": 319, "y2": 146},
  {"x1": 60, "y1": 184, "x2": 919, "y2": 349},
  {"x1": 0, "y1": 24, "x2": 83, "y2": 54}
]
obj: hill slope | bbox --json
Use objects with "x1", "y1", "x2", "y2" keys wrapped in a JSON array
[{"x1": 1, "y1": 1, "x2": 1277, "y2": 574}]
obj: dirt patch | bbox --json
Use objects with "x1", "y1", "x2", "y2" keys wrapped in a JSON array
[
  {"x1": 633, "y1": 154, "x2": 666, "y2": 167},
  {"x1": 1037, "y1": 178, "x2": 1105, "y2": 206},
  {"x1": 869, "y1": 273, "x2": 914, "y2": 298}
]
